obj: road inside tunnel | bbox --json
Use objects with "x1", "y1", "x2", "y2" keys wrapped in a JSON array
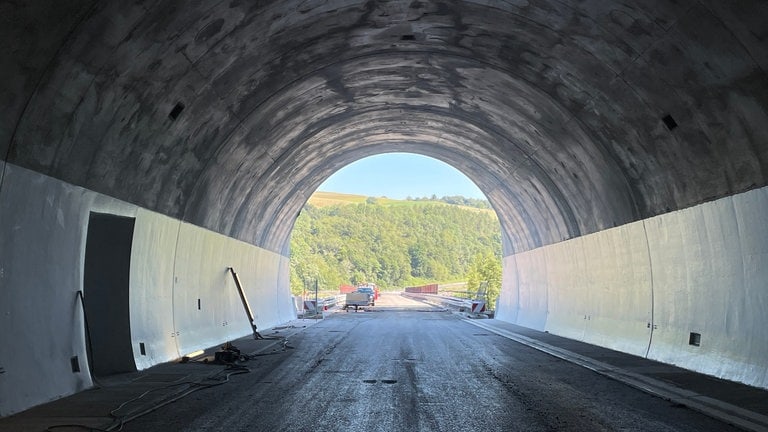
[{"x1": 119, "y1": 294, "x2": 737, "y2": 432}]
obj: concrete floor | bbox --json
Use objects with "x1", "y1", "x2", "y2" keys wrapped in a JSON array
[{"x1": 5, "y1": 293, "x2": 762, "y2": 432}]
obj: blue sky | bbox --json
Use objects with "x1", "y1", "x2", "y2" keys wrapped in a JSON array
[{"x1": 317, "y1": 153, "x2": 486, "y2": 200}]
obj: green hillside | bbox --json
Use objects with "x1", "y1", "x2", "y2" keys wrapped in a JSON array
[{"x1": 290, "y1": 193, "x2": 502, "y2": 297}]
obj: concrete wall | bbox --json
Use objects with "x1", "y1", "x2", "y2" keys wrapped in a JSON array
[
  {"x1": 0, "y1": 164, "x2": 295, "y2": 416},
  {"x1": 497, "y1": 186, "x2": 768, "y2": 389}
]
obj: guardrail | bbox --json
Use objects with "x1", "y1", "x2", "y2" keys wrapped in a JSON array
[
  {"x1": 321, "y1": 294, "x2": 347, "y2": 310},
  {"x1": 401, "y1": 292, "x2": 472, "y2": 309},
  {"x1": 300, "y1": 295, "x2": 347, "y2": 314},
  {"x1": 401, "y1": 292, "x2": 495, "y2": 317}
]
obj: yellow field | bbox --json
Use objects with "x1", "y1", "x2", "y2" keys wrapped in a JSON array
[
  {"x1": 308, "y1": 191, "x2": 495, "y2": 217},
  {"x1": 308, "y1": 191, "x2": 369, "y2": 206}
]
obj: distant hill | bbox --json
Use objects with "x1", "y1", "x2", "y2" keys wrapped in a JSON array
[{"x1": 309, "y1": 191, "x2": 495, "y2": 215}]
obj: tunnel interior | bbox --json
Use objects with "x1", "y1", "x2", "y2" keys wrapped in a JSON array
[{"x1": 2, "y1": 0, "x2": 768, "y2": 416}]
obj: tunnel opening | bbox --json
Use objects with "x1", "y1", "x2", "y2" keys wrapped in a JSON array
[
  {"x1": 83, "y1": 212, "x2": 137, "y2": 377},
  {"x1": 290, "y1": 153, "x2": 502, "y2": 313}
]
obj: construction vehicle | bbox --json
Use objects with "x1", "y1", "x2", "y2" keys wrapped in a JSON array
[
  {"x1": 354, "y1": 286, "x2": 376, "y2": 305},
  {"x1": 343, "y1": 289, "x2": 374, "y2": 311}
]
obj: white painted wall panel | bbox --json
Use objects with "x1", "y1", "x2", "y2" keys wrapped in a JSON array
[
  {"x1": 544, "y1": 237, "x2": 588, "y2": 341},
  {"x1": 0, "y1": 164, "x2": 296, "y2": 415},
  {"x1": 538, "y1": 223, "x2": 652, "y2": 357},
  {"x1": 0, "y1": 165, "x2": 96, "y2": 416},
  {"x1": 171, "y1": 223, "x2": 291, "y2": 357},
  {"x1": 691, "y1": 198, "x2": 746, "y2": 378},
  {"x1": 643, "y1": 210, "x2": 688, "y2": 366},
  {"x1": 731, "y1": 188, "x2": 768, "y2": 387},
  {"x1": 580, "y1": 223, "x2": 651, "y2": 357},
  {"x1": 513, "y1": 250, "x2": 548, "y2": 331},
  {"x1": 275, "y1": 256, "x2": 297, "y2": 324},
  {"x1": 130, "y1": 211, "x2": 292, "y2": 368},
  {"x1": 129, "y1": 210, "x2": 181, "y2": 370},
  {"x1": 226, "y1": 237, "x2": 290, "y2": 334},
  {"x1": 173, "y1": 223, "x2": 250, "y2": 355},
  {"x1": 499, "y1": 186, "x2": 768, "y2": 389},
  {"x1": 646, "y1": 201, "x2": 748, "y2": 380},
  {"x1": 496, "y1": 255, "x2": 520, "y2": 323}
]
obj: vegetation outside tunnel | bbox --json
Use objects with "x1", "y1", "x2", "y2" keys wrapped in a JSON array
[{"x1": 289, "y1": 193, "x2": 502, "y2": 303}]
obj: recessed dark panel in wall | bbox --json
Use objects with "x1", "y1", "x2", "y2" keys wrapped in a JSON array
[
  {"x1": 689, "y1": 332, "x2": 701, "y2": 347},
  {"x1": 83, "y1": 212, "x2": 137, "y2": 376}
]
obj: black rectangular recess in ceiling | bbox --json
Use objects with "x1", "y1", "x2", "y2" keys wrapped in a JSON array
[
  {"x1": 662, "y1": 114, "x2": 678, "y2": 130},
  {"x1": 169, "y1": 102, "x2": 185, "y2": 120}
]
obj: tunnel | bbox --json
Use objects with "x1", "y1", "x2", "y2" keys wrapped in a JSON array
[{"x1": 1, "y1": 0, "x2": 767, "y2": 416}]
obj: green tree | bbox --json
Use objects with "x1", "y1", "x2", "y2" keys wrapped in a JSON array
[
  {"x1": 466, "y1": 253, "x2": 502, "y2": 309},
  {"x1": 289, "y1": 196, "x2": 501, "y2": 290}
]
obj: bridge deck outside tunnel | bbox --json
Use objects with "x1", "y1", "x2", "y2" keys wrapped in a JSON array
[{"x1": 2, "y1": 0, "x2": 768, "y2": 419}]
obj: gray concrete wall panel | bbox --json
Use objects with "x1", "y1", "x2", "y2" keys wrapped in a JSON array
[{"x1": 497, "y1": 186, "x2": 768, "y2": 388}]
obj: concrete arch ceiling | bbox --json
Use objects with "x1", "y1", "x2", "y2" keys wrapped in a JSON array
[{"x1": 3, "y1": 1, "x2": 767, "y2": 256}]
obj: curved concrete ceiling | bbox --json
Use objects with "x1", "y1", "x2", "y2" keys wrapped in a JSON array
[{"x1": 2, "y1": 1, "x2": 767, "y2": 255}]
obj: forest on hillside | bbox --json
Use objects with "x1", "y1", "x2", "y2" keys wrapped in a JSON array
[{"x1": 289, "y1": 197, "x2": 502, "y2": 297}]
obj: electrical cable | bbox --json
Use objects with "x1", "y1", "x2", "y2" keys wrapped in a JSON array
[
  {"x1": 45, "y1": 332, "x2": 295, "y2": 431},
  {"x1": 46, "y1": 425, "x2": 111, "y2": 432},
  {"x1": 104, "y1": 364, "x2": 252, "y2": 431},
  {"x1": 75, "y1": 290, "x2": 102, "y2": 388},
  {"x1": 45, "y1": 362, "x2": 252, "y2": 432},
  {"x1": 75, "y1": 291, "x2": 94, "y2": 370}
]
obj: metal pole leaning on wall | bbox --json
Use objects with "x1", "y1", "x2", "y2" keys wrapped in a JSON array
[{"x1": 227, "y1": 267, "x2": 264, "y2": 340}]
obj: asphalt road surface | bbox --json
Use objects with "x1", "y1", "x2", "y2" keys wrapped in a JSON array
[{"x1": 122, "y1": 293, "x2": 739, "y2": 432}]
